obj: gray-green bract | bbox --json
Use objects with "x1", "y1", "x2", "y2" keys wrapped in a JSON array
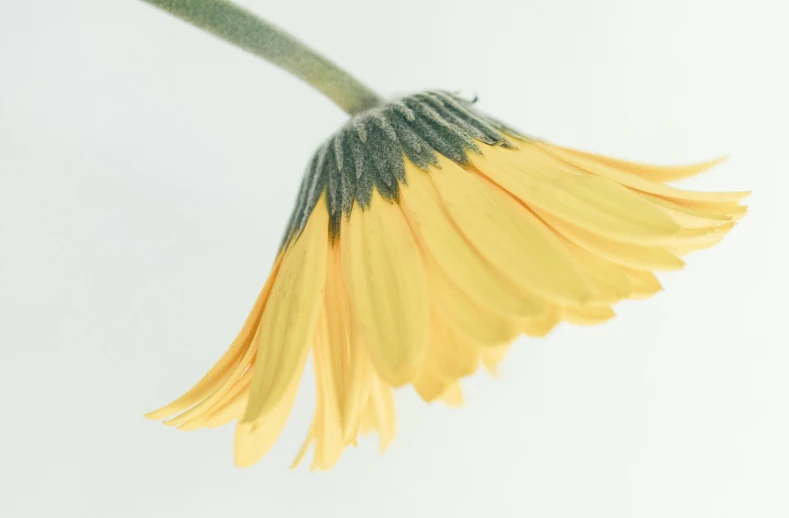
[{"x1": 282, "y1": 90, "x2": 528, "y2": 247}]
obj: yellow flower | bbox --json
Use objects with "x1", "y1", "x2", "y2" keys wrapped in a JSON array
[{"x1": 145, "y1": 91, "x2": 748, "y2": 470}]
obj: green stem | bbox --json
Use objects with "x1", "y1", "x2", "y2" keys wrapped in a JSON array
[{"x1": 140, "y1": 0, "x2": 384, "y2": 115}]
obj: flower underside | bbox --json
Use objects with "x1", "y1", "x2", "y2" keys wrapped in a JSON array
[
  {"x1": 282, "y1": 91, "x2": 523, "y2": 247},
  {"x1": 147, "y1": 91, "x2": 749, "y2": 471}
]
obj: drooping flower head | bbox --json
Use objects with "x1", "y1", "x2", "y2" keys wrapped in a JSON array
[{"x1": 145, "y1": 90, "x2": 747, "y2": 470}]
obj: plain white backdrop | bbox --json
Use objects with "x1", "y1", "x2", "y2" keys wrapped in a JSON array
[{"x1": 1, "y1": 0, "x2": 787, "y2": 516}]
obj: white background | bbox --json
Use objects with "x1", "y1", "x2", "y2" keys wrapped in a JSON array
[{"x1": 1, "y1": 0, "x2": 787, "y2": 516}]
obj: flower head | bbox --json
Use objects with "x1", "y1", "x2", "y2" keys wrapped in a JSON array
[{"x1": 146, "y1": 91, "x2": 748, "y2": 470}]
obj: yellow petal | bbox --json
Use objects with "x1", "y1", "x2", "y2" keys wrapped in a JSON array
[
  {"x1": 561, "y1": 239, "x2": 632, "y2": 304},
  {"x1": 359, "y1": 375, "x2": 397, "y2": 452},
  {"x1": 440, "y1": 383, "x2": 464, "y2": 407},
  {"x1": 144, "y1": 255, "x2": 283, "y2": 421},
  {"x1": 412, "y1": 370, "x2": 451, "y2": 403},
  {"x1": 433, "y1": 327, "x2": 478, "y2": 382},
  {"x1": 425, "y1": 252, "x2": 522, "y2": 347},
  {"x1": 164, "y1": 337, "x2": 257, "y2": 428},
  {"x1": 311, "y1": 310, "x2": 345, "y2": 471},
  {"x1": 290, "y1": 426, "x2": 314, "y2": 469},
  {"x1": 522, "y1": 306, "x2": 561, "y2": 337},
  {"x1": 201, "y1": 372, "x2": 251, "y2": 429},
  {"x1": 655, "y1": 196, "x2": 749, "y2": 223},
  {"x1": 537, "y1": 211, "x2": 685, "y2": 271},
  {"x1": 322, "y1": 256, "x2": 349, "y2": 423},
  {"x1": 643, "y1": 195, "x2": 734, "y2": 229},
  {"x1": 323, "y1": 246, "x2": 372, "y2": 442},
  {"x1": 621, "y1": 267, "x2": 663, "y2": 299},
  {"x1": 342, "y1": 191, "x2": 429, "y2": 386},
  {"x1": 550, "y1": 143, "x2": 726, "y2": 182},
  {"x1": 185, "y1": 366, "x2": 253, "y2": 430},
  {"x1": 242, "y1": 197, "x2": 329, "y2": 423},
  {"x1": 399, "y1": 161, "x2": 545, "y2": 318},
  {"x1": 479, "y1": 346, "x2": 510, "y2": 376},
  {"x1": 412, "y1": 314, "x2": 455, "y2": 403},
  {"x1": 561, "y1": 305, "x2": 616, "y2": 326},
  {"x1": 537, "y1": 142, "x2": 749, "y2": 204},
  {"x1": 669, "y1": 227, "x2": 734, "y2": 255},
  {"x1": 430, "y1": 157, "x2": 592, "y2": 305},
  {"x1": 234, "y1": 345, "x2": 309, "y2": 468},
  {"x1": 475, "y1": 144, "x2": 681, "y2": 243},
  {"x1": 672, "y1": 222, "x2": 735, "y2": 245},
  {"x1": 413, "y1": 307, "x2": 478, "y2": 403}
]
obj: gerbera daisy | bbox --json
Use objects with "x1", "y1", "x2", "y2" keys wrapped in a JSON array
[{"x1": 142, "y1": 0, "x2": 748, "y2": 470}]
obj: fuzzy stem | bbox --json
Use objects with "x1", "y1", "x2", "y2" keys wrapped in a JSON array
[{"x1": 140, "y1": 0, "x2": 384, "y2": 115}]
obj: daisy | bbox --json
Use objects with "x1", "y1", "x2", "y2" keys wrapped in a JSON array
[{"x1": 141, "y1": 0, "x2": 748, "y2": 470}]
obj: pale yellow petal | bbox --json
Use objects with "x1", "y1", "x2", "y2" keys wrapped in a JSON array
[
  {"x1": 550, "y1": 143, "x2": 726, "y2": 182},
  {"x1": 164, "y1": 339, "x2": 256, "y2": 428},
  {"x1": 537, "y1": 142, "x2": 749, "y2": 204},
  {"x1": 201, "y1": 375, "x2": 250, "y2": 429},
  {"x1": 359, "y1": 375, "x2": 397, "y2": 452},
  {"x1": 655, "y1": 196, "x2": 749, "y2": 222},
  {"x1": 643, "y1": 195, "x2": 734, "y2": 229},
  {"x1": 671, "y1": 223, "x2": 735, "y2": 246},
  {"x1": 290, "y1": 426, "x2": 314, "y2": 469},
  {"x1": 561, "y1": 305, "x2": 616, "y2": 326},
  {"x1": 413, "y1": 307, "x2": 479, "y2": 403},
  {"x1": 440, "y1": 383, "x2": 464, "y2": 407},
  {"x1": 430, "y1": 156, "x2": 592, "y2": 305},
  {"x1": 412, "y1": 355, "x2": 452, "y2": 403},
  {"x1": 412, "y1": 313, "x2": 456, "y2": 403},
  {"x1": 144, "y1": 255, "x2": 283, "y2": 421},
  {"x1": 561, "y1": 239, "x2": 632, "y2": 304},
  {"x1": 413, "y1": 372, "x2": 452, "y2": 403},
  {"x1": 522, "y1": 306, "x2": 561, "y2": 337},
  {"x1": 234, "y1": 346, "x2": 309, "y2": 468},
  {"x1": 479, "y1": 346, "x2": 510, "y2": 376},
  {"x1": 323, "y1": 246, "x2": 372, "y2": 442},
  {"x1": 426, "y1": 253, "x2": 522, "y2": 347},
  {"x1": 185, "y1": 367, "x2": 253, "y2": 430},
  {"x1": 400, "y1": 161, "x2": 545, "y2": 318},
  {"x1": 311, "y1": 310, "x2": 345, "y2": 471},
  {"x1": 537, "y1": 211, "x2": 685, "y2": 271},
  {"x1": 322, "y1": 255, "x2": 350, "y2": 424},
  {"x1": 341, "y1": 191, "x2": 429, "y2": 386},
  {"x1": 242, "y1": 197, "x2": 329, "y2": 423},
  {"x1": 474, "y1": 144, "x2": 681, "y2": 243},
  {"x1": 434, "y1": 329, "x2": 479, "y2": 382},
  {"x1": 621, "y1": 267, "x2": 663, "y2": 299}
]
